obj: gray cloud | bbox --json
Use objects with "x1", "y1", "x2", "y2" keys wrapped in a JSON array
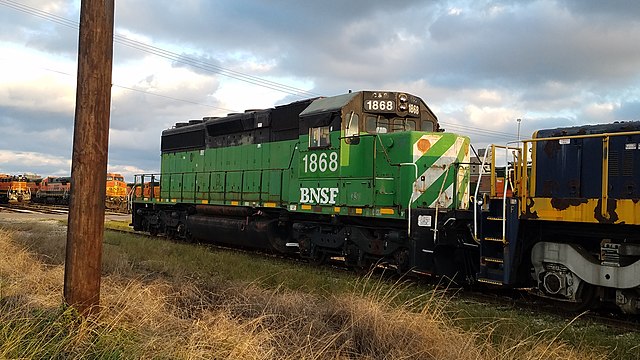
[
  {"x1": 2, "y1": 0, "x2": 640, "y2": 180},
  {"x1": 560, "y1": 0, "x2": 640, "y2": 20},
  {"x1": 614, "y1": 101, "x2": 640, "y2": 120}
]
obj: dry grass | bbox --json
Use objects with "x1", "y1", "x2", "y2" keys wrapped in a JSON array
[{"x1": 0, "y1": 221, "x2": 606, "y2": 359}]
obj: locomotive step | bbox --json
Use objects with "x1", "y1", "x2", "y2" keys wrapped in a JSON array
[
  {"x1": 477, "y1": 277, "x2": 503, "y2": 286},
  {"x1": 483, "y1": 236, "x2": 505, "y2": 243},
  {"x1": 486, "y1": 216, "x2": 503, "y2": 221},
  {"x1": 482, "y1": 256, "x2": 504, "y2": 264}
]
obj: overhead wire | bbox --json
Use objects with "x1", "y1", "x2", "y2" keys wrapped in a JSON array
[
  {"x1": 113, "y1": 84, "x2": 238, "y2": 112},
  {"x1": 0, "y1": 52, "x2": 238, "y2": 113},
  {"x1": 440, "y1": 122, "x2": 519, "y2": 142},
  {"x1": 0, "y1": 0, "x2": 522, "y2": 141},
  {"x1": 0, "y1": 0, "x2": 320, "y2": 98}
]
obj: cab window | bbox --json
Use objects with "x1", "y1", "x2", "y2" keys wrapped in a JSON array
[
  {"x1": 421, "y1": 120, "x2": 434, "y2": 132},
  {"x1": 365, "y1": 116, "x2": 377, "y2": 133},
  {"x1": 365, "y1": 115, "x2": 389, "y2": 133},
  {"x1": 345, "y1": 112, "x2": 359, "y2": 137},
  {"x1": 309, "y1": 126, "x2": 331, "y2": 148}
]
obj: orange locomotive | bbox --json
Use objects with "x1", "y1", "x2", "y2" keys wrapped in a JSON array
[
  {"x1": 0, "y1": 174, "x2": 10, "y2": 203},
  {"x1": 34, "y1": 176, "x2": 72, "y2": 204},
  {"x1": 125, "y1": 179, "x2": 160, "y2": 213},
  {"x1": 32, "y1": 172, "x2": 129, "y2": 211},
  {"x1": 105, "y1": 173, "x2": 128, "y2": 211},
  {"x1": 133, "y1": 180, "x2": 160, "y2": 198},
  {"x1": 0, "y1": 174, "x2": 41, "y2": 203}
]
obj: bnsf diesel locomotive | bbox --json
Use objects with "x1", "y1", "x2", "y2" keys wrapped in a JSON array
[
  {"x1": 0, "y1": 174, "x2": 41, "y2": 203},
  {"x1": 131, "y1": 91, "x2": 640, "y2": 313},
  {"x1": 34, "y1": 176, "x2": 72, "y2": 204},
  {"x1": 33, "y1": 173, "x2": 128, "y2": 211}
]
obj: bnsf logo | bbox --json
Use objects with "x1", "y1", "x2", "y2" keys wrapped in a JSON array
[{"x1": 300, "y1": 187, "x2": 339, "y2": 205}]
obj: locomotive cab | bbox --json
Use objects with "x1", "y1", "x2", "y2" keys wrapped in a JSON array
[{"x1": 293, "y1": 91, "x2": 474, "y2": 278}]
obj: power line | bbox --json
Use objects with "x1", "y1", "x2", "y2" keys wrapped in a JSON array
[
  {"x1": 0, "y1": 0, "x2": 320, "y2": 98},
  {"x1": 441, "y1": 122, "x2": 519, "y2": 142},
  {"x1": 113, "y1": 36, "x2": 319, "y2": 98},
  {"x1": 0, "y1": 57, "x2": 238, "y2": 112},
  {"x1": 0, "y1": 0, "x2": 526, "y2": 142},
  {"x1": 113, "y1": 84, "x2": 238, "y2": 113}
]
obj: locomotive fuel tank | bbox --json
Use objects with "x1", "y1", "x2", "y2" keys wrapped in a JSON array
[{"x1": 186, "y1": 205, "x2": 293, "y2": 254}]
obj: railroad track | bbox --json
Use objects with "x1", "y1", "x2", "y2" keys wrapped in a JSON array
[
  {"x1": 464, "y1": 290, "x2": 640, "y2": 332},
  {"x1": 0, "y1": 203, "x2": 128, "y2": 215},
  {"x1": 0, "y1": 203, "x2": 69, "y2": 215}
]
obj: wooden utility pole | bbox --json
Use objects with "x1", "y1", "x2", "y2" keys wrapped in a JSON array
[{"x1": 64, "y1": 0, "x2": 115, "y2": 314}]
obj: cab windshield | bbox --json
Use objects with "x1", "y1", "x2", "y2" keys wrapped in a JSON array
[{"x1": 365, "y1": 115, "x2": 417, "y2": 134}]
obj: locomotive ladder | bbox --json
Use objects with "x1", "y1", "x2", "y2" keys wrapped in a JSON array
[{"x1": 474, "y1": 144, "x2": 522, "y2": 286}]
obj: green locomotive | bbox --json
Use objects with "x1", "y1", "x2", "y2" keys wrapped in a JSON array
[
  {"x1": 132, "y1": 91, "x2": 640, "y2": 313},
  {"x1": 131, "y1": 90, "x2": 476, "y2": 279}
]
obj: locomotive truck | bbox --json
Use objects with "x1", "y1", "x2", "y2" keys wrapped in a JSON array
[{"x1": 130, "y1": 90, "x2": 640, "y2": 313}]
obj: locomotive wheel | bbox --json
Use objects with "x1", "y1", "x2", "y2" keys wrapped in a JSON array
[
  {"x1": 350, "y1": 261, "x2": 373, "y2": 275},
  {"x1": 393, "y1": 248, "x2": 411, "y2": 274},
  {"x1": 184, "y1": 229, "x2": 195, "y2": 243},
  {"x1": 558, "y1": 283, "x2": 598, "y2": 312},
  {"x1": 308, "y1": 251, "x2": 327, "y2": 266}
]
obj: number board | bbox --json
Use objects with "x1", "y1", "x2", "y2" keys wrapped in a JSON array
[
  {"x1": 406, "y1": 96, "x2": 420, "y2": 116},
  {"x1": 363, "y1": 91, "x2": 421, "y2": 116},
  {"x1": 363, "y1": 92, "x2": 396, "y2": 113}
]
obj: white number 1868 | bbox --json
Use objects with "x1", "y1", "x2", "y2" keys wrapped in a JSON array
[{"x1": 303, "y1": 152, "x2": 339, "y2": 173}]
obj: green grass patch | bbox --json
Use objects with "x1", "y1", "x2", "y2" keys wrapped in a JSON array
[
  {"x1": 1, "y1": 219, "x2": 637, "y2": 359},
  {"x1": 101, "y1": 228, "x2": 640, "y2": 359},
  {"x1": 0, "y1": 303, "x2": 134, "y2": 359}
]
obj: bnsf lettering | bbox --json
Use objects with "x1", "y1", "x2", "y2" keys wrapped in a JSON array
[{"x1": 300, "y1": 187, "x2": 339, "y2": 204}]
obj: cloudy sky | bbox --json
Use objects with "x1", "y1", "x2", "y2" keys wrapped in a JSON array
[{"x1": 1, "y1": 0, "x2": 639, "y2": 181}]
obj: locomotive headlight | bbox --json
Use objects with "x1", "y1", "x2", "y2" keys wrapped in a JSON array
[{"x1": 398, "y1": 93, "x2": 409, "y2": 111}]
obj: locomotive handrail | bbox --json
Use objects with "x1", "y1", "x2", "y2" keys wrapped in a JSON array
[
  {"x1": 473, "y1": 144, "x2": 521, "y2": 243},
  {"x1": 433, "y1": 163, "x2": 454, "y2": 243},
  {"x1": 402, "y1": 162, "x2": 418, "y2": 238},
  {"x1": 498, "y1": 143, "x2": 521, "y2": 243},
  {"x1": 131, "y1": 173, "x2": 161, "y2": 202},
  {"x1": 523, "y1": 130, "x2": 640, "y2": 142},
  {"x1": 374, "y1": 133, "x2": 419, "y2": 237},
  {"x1": 520, "y1": 130, "x2": 640, "y2": 219},
  {"x1": 151, "y1": 174, "x2": 156, "y2": 201},
  {"x1": 286, "y1": 142, "x2": 300, "y2": 169},
  {"x1": 472, "y1": 147, "x2": 490, "y2": 241}
]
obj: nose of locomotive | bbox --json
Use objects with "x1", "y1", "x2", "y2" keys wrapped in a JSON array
[{"x1": 399, "y1": 132, "x2": 471, "y2": 210}]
